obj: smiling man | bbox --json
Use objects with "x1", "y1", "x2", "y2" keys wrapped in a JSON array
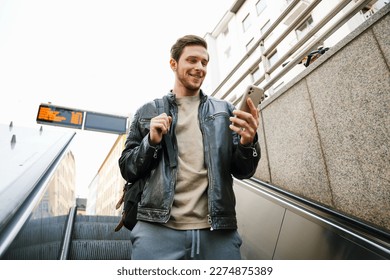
[{"x1": 119, "y1": 34, "x2": 261, "y2": 260}]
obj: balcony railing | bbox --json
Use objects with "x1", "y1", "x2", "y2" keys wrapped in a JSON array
[{"x1": 211, "y1": 0, "x2": 381, "y2": 105}]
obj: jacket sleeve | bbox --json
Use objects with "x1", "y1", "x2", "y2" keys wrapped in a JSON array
[
  {"x1": 231, "y1": 135, "x2": 261, "y2": 179},
  {"x1": 229, "y1": 103, "x2": 261, "y2": 179},
  {"x1": 118, "y1": 103, "x2": 162, "y2": 183}
]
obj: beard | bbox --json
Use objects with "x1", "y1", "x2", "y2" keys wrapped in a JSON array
[
  {"x1": 176, "y1": 68, "x2": 204, "y2": 92},
  {"x1": 184, "y1": 80, "x2": 202, "y2": 91}
]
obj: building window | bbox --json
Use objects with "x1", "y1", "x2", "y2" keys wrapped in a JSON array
[
  {"x1": 268, "y1": 50, "x2": 278, "y2": 67},
  {"x1": 251, "y1": 67, "x2": 263, "y2": 82},
  {"x1": 256, "y1": 0, "x2": 267, "y2": 15},
  {"x1": 246, "y1": 38, "x2": 254, "y2": 52},
  {"x1": 260, "y1": 20, "x2": 270, "y2": 35},
  {"x1": 295, "y1": 16, "x2": 313, "y2": 40},
  {"x1": 242, "y1": 14, "x2": 251, "y2": 32}
]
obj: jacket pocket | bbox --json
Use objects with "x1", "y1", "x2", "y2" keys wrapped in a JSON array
[{"x1": 139, "y1": 154, "x2": 173, "y2": 212}]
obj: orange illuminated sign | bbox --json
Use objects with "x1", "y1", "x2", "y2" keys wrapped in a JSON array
[
  {"x1": 36, "y1": 103, "x2": 128, "y2": 134},
  {"x1": 36, "y1": 104, "x2": 83, "y2": 129}
]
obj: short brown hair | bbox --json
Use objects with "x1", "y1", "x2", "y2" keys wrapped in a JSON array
[{"x1": 170, "y1": 35, "x2": 208, "y2": 62}]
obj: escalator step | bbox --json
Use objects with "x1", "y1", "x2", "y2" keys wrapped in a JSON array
[
  {"x1": 70, "y1": 240, "x2": 132, "y2": 260},
  {"x1": 72, "y1": 222, "x2": 131, "y2": 240},
  {"x1": 76, "y1": 215, "x2": 121, "y2": 223},
  {"x1": 2, "y1": 241, "x2": 61, "y2": 260}
]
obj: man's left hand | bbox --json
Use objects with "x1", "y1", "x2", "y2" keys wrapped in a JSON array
[{"x1": 229, "y1": 97, "x2": 260, "y2": 146}]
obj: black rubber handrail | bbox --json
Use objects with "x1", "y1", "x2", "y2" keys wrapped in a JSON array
[
  {"x1": 58, "y1": 206, "x2": 78, "y2": 260},
  {"x1": 247, "y1": 178, "x2": 390, "y2": 247},
  {"x1": 0, "y1": 132, "x2": 76, "y2": 258}
]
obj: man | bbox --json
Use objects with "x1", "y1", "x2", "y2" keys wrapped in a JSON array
[{"x1": 118, "y1": 35, "x2": 260, "y2": 260}]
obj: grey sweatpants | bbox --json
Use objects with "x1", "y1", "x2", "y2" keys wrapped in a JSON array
[{"x1": 130, "y1": 221, "x2": 242, "y2": 260}]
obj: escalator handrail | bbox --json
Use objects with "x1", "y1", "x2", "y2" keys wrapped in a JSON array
[
  {"x1": 246, "y1": 178, "x2": 390, "y2": 248},
  {"x1": 59, "y1": 206, "x2": 78, "y2": 260},
  {"x1": 0, "y1": 132, "x2": 76, "y2": 258}
]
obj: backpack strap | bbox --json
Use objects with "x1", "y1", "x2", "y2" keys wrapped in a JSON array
[{"x1": 154, "y1": 97, "x2": 177, "y2": 168}]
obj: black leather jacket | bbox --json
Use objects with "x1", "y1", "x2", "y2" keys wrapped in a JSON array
[{"x1": 118, "y1": 91, "x2": 260, "y2": 230}]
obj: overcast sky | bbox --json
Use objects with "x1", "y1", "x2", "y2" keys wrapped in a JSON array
[{"x1": 0, "y1": 0, "x2": 234, "y2": 197}]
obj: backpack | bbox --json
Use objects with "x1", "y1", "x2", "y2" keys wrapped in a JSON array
[
  {"x1": 114, "y1": 96, "x2": 176, "y2": 231},
  {"x1": 114, "y1": 180, "x2": 143, "y2": 231}
]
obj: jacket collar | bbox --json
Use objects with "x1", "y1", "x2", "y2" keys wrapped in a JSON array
[{"x1": 167, "y1": 89, "x2": 207, "y2": 103}]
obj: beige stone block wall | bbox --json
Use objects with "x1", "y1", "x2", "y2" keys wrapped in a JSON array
[{"x1": 255, "y1": 5, "x2": 390, "y2": 231}]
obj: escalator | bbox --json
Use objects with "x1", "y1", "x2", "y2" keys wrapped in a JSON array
[
  {"x1": 1, "y1": 124, "x2": 388, "y2": 260},
  {"x1": 1, "y1": 210, "x2": 131, "y2": 260},
  {"x1": 0, "y1": 123, "x2": 132, "y2": 260},
  {"x1": 234, "y1": 178, "x2": 390, "y2": 259},
  {"x1": 2, "y1": 177, "x2": 389, "y2": 260}
]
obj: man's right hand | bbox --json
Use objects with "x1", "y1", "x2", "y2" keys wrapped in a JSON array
[{"x1": 149, "y1": 113, "x2": 172, "y2": 145}]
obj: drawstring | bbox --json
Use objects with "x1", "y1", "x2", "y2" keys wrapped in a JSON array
[{"x1": 190, "y1": 230, "x2": 200, "y2": 258}]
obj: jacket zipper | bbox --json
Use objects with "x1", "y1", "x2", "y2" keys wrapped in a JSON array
[
  {"x1": 165, "y1": 100, "x2": 178, "y2": 223},
  {"x1": 152, "y1": 146, "x2": 160, "y2": 158},
  {"x1": 198, "y1": 101, "x2": 215, "y2": 231},
  {"x1": 251, "y1": 147, "x2": 258, "y2": 157},
  {"x1": 207, "y1": 215, "x2": 214, "y2": 231}
]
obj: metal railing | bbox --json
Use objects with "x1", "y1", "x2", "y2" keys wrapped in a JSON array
[
  {"x1": 237, "y1": 178, "x2": 390, "y2": 259},
  {"x1": 58, "y1": 206, "x2": 78, "y2": 260},
  {"x1": 0, "y1": 129, "x2": 76, "y2": 258},
  {"x1": 211, "y1": 0, "x2": 379, "y2": 105}
]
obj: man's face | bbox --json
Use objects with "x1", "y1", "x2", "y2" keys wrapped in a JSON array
[{"x1": 172, "y1": 45, "x2": 209, "y2": 92}]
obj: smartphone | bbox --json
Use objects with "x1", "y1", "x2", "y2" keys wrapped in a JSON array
[{"x1": 238, "y1": 85, "x2": 266, "y2": 113}]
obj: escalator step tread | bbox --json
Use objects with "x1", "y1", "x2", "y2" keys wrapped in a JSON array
[
  {"x1": 2, "y1": 241, "x2": 61, "y2": 260},
  {"x1": 75, "y1": 215, "x2": 121, "y2": 223},
  {"x1": 70, "y1": 240, "x2": 132, "y2": 260},
  {"x1": 72, "y1": 222, "x2": 131, "y2": 240}
]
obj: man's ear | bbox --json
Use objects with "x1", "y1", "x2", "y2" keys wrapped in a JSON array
[{"x1": 170, "y1": 58, "x2": 177, "y2": 71}]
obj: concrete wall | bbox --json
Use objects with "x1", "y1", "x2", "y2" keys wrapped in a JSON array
[{"x1": 255, "y1": 5, "x2": 390, "y2": 231}]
